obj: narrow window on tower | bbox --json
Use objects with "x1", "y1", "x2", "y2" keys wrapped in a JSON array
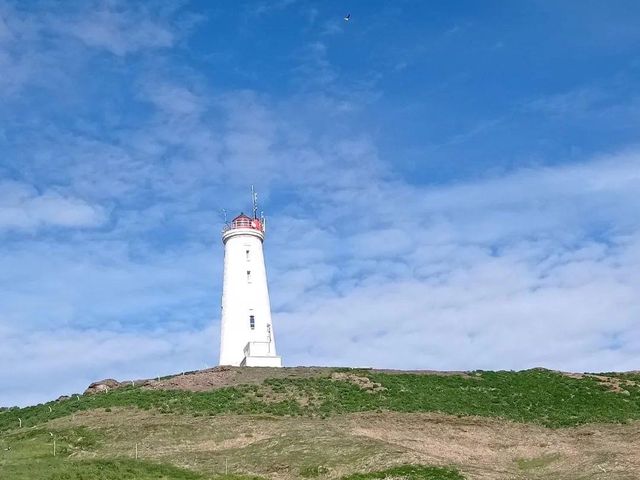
[
  {"x1": 247, "y1": 270, "x2": 252, "y2": 283},
  {"x1": 246, "y1": 249, "x2": 250, "y2": 261},
  {"x1": 249, "y1": 315, "x2": 255, "y2": 330}
]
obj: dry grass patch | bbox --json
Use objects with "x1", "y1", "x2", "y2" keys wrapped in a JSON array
[
  {"x1": 46, "y1": 409, "x2": 409, "y2": 479},
  {"x1": 39, "y1": 408, "x2": 640, "y2": 480},
  {"x1": 343, "y1": 412, "x2": 640, "y2": 479}
]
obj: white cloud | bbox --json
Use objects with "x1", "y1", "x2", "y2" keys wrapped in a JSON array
[
  {"x1": 54, "y1": 5, "x2": 174, "y2": 56},
  {"x1": 0, "y1": 239, "x2": 218, "y2": 406},
  {"x1": 0, "y1": 181, "x2": 106, "y2": 231},
  {"x1": 0, "y1": 1, "x2": 181, "y2": 97},
  {"x1": 0, "y1": 325, "x2": 215, "y2": 407},
  {"x1": 144, "y1": 83, "x2": 205, "y2": 116},
  {"x1": 0, "y1": 2, "x2": 51, "y2": 96},
  {"x1": 526, "y1": 87, "x2": 609, "y2": 117},
  {"x1": 267, "y1": 149, "x2": 640, "y2": 375},
  {"x1": 276, "y1": 232, "x2": 640, "y2": 372}
]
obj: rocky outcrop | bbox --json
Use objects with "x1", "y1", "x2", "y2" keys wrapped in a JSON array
[{"x1": 84, "y1": 379, "x2": 121, "y2": 395}]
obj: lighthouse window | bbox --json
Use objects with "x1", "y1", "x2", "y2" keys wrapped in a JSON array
[
  {"x1": 249, "y1": 315, "x2": 255, "y2": 330},
  {"x1": 247, "y1": 270, "x2": 252, "y2": 282},
  {"x1": 246, "y1": 249, "x2": 250, "y2": 261}
]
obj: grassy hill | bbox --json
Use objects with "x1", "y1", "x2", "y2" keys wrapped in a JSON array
[{"x1": 1, "y1": 367, "x2": 640, "y2": 479}]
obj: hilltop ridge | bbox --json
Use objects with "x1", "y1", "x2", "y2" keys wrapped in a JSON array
[
  {"x1": 2, "y1": 367, "x2": 640, "y2": 479},
  {"x1": 82, "y1": 365, "x2": 640, "y2": 395}
]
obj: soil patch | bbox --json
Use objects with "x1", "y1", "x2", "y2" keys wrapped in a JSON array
[{"x1": 143, "y1": 366, "x2": 335, "y2": 392}]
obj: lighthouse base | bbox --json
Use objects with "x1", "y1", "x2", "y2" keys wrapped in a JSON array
[
  {"x1": 240, "y1": 341, "x2": 282, "y2": 367},
  {"x1": 241, "y1": 355, "x2": 283, "y2": 367}
]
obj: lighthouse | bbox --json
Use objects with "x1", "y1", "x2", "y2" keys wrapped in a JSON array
[{"x1": 218, "y1": 190, "x2": 282, "y2": 367}]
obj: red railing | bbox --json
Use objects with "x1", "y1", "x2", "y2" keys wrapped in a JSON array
[{"x1": 223, "y1": 217, "x2": 264, "y2": 232}]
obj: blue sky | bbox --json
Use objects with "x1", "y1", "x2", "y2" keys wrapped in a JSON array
[{"x1": 1, "y1": 0, "x2": 639, "y2": 406}]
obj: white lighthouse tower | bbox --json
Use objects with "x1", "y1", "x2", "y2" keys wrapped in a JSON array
[{"x1": 218, "y1": 190, "x2": 282, "y2": 367}]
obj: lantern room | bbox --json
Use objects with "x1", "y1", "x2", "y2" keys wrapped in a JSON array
[
  {"x1": 227, "y1": 213, "x2": 264, "y2": 232},
  {"x1": 222, "y1": 212, "x2": 265, "y2": 244}
]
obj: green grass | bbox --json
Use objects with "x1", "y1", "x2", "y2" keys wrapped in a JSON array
[
  {"x1": 0, "y1": 458, "x2": 209, "y2": 480},
  {"x1": 299, "y1": 465, "x2": 330, "y2": 477},
  {"x1": 2, "y1": 369, "x2": 639, "y2": 433},
  {"x1": 364, "y1": 369, "x2": 640, "y2": 426},
  {"x1": 340, "y1": 465, "x2": 465, "y2": 479},
  {"x1": 0, "y1": 458, "x2": 459, "y2": 480},
  {"x1": 1, "y1": 425, "x2": 100, "y2": 460}
]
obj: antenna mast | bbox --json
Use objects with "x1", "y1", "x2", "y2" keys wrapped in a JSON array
[{"x1": 251, "y1": 185, "x2": 258, "y2": 219}]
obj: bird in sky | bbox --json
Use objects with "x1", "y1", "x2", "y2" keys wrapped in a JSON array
[{"x1": 344, "y1": 13, "x2": 351, "y2": 22}]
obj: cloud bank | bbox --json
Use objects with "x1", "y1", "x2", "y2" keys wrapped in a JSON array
[{"x1": 1, "y1": 1, "x2": 639, "y2": 406}]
